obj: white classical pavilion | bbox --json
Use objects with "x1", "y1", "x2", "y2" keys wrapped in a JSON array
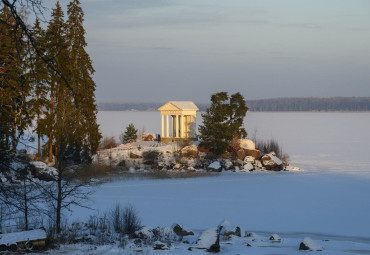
[{"x1": 158, "y1": 101, "x2": 199, "y2": 142}]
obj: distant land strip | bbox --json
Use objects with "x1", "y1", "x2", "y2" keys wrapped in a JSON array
[{"x1": 98, "y1": 97, "x2": 370, "y2": 112}]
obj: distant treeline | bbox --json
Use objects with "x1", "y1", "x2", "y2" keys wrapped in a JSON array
[
  {"x1": 247, "y1": 97, "x2": 370, "y2": 111},
  {"x1": 98, "y1": 97, "x2": 370, "y2": 112}
]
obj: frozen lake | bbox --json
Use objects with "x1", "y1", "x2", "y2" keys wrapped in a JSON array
[{"x1": 98, "y1": 111, "x2": 370, "y2": 173}]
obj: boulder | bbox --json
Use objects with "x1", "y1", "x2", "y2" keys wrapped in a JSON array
[
  {"x1": 254, "y1": 160, "x2": 263, "y2": 168},
  {"x1": 236, "y1": 149, "x2": 246, "y2": 160},
  {"x1": 181, "y1": 145, "x2": 199, "y2": 158},
  {"x1": 207, "y1": 161, "x2": 222, "y2": 172},
  {"x1": 242, "y1": 163, "x2": 254, "y2": 172},
  {"x1": 269, "y1": 234, "x2": 282, "y2": 243},
  {"x1": 239, "y1": 139, "x2": 256, "y2": 150},
  {"x1": 244, "y1": 149, "x2": 262, "y2": 160},
  {"x1": 142, "y1": 133, "x2": 155, "y2": 141},
  {"x1": 223, "y1": 159, "x2": 234, "y2": 170},
  {"x1": 243, "y1": 156, "x2": 255, "y2": 164},
  {"x1": 173, "y1": 163, "x2": 182, "y2": 170},
  {"x1": 30, "y1": 161, "x2": 48, "y2": 171},
  {"x1": 173, "y1": 224, "x2": 194, "y2": 237},
  {"x1": 219, "y1": 220, "x2": 241, "y2": 238},
  {"x1": 196, "y1": 228, "x2": 220, "y2": 252},
  {"x1": 261, "y1": 153, "x2": 283, "y2": 171},
  {"x1": 153, "y1": 241, "x2": 169, "y2": 250},
  {"x1": 134, "y1": 226, "x2": 154, "y2": 240},
  {"x1": 299, "y1": 237, "x2": 323, "y2": 251}
]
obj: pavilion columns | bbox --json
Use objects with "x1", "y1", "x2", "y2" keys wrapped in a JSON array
[
  {"x1": 180, "y1": 115, "x2": 184, "y2": 138},
  {"x1": 166, "y1": 115, "x2": 169, "y2": 137},
  {"x1": 161, "y1": 115, "x2": 164, "y2": 137},
  {"x1": 160, "y1": 113, "x2": 188, "y2": 138},
  {"x1": 175, "y1": 115, "x2": 179, "y2": 137}
]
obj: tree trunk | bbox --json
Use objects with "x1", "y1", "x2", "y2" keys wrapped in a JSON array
[
  {"x1": 37, "y1": 114, "x2": 41, "y2": 157},
  {"x1": 48, "y1": 94, "x2": 54, "y2": 163},
  {"x1": 23, "y1": 179, "x2": 28, "y2": 231},
  {"x1": 56, "y1": 174, "x2": 62, "y2": 234}
]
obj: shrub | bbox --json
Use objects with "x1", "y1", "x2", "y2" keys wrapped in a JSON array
[
  {"x1": 99, "y1": 136, "x2": 117, "y2": 149},
  {"x1": 109, "y1": 203, "x2": 141, "y2": 237},
  {"x1": 142, "y1": 150, "x2": 160, "y2": 165},
  {"x1": 255, "y1": 138, "x2": 284, "y2": 159},
  {"x1": 122, "y1": 204, "x2": 141, "y2": 237}
]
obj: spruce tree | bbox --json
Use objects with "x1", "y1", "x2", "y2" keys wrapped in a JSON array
[
  {"x1": 44, "y1": 1, "x2": 70, "y2": 163},
  {"x1": 66, "y1": 0, "x2": 101, "y2": 161},
  {"x1": 28, "y1": 19, "x2": 49, "y2": 156},
  {"x1": 120, "y1": 123, "x2": 138, "y2": 144},
  {"x1": 0, "y1": 6, "x2": 31, "y2": 151},
  {"x1": 198, "y1": 92, "x2": 248, "y2": 155}
]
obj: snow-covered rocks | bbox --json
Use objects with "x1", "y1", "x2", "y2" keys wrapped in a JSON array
[
  {"x1": 261, "y1": 153, "x2": 283, "y2": 171},
  {"x1": 92, "y1": 141, "x2": 301, "y2": 173},
  {"x1": 207, "y1": 161, "x2": 222, "y2": 172},
  {"x1": 222, "y1": 159, "x2": 233, "y2": 170},
  {"x1": 299, "y1": 237, "x2": 323, "y2": 251},
  {"x1": 134, "y1": 226, "x2": 154, "y2": 240},
  {"x1": 153, "y1": 241, "x2": 169, "y2": 250},
  {"x1": 242, "y1": 163, "x2": 254, "y2": 172},
  {"x1": 269, "y1": 234, "x2": 282, "y2": 243},
  {"x1": 219, "y1": 220, "x2": 241, "y2": 238},
  {"x1": 30, "y1": 161, "x2": 58, "y2": 181},
  {"x1": 196, "y1": 228, "x2": 220, "y2": 252}
]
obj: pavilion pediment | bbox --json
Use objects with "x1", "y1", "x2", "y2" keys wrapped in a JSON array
[{"x1": 158, "y1": 102, "x2": 181, "y2": 111}]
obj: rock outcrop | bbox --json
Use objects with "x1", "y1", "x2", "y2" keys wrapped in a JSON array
[
  {"x1": 239, "y1": 139, "x2": 256, "y2": 150},
  {"x1": 261, "y1": 153, "x2": 283, "y2": 171},
  {"x1": 207, "y1": 161, "x2": 222, "y2": 172},
  {"x1": 173, "y1": 224, "x2": 194, "y2": 237},
  {"x1": 196, "y1": 228, "x2": 220, "y2": 252},
  {"x1": 181, "y1": 145, "x2": 199, "y2": 158},
  {"x1": 244, "y1": 149, "x2": 262, "y2": 160}
]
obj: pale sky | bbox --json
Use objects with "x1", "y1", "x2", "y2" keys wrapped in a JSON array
[{"x1": 54, "y1": 0, "x2": 370, "y2": 102}]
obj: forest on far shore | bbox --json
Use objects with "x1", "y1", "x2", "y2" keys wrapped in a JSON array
[{"x1": 98, "y1": 97, "x2": 370, "y2": 112}]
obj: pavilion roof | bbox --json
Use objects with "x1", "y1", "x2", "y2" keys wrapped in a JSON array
[{"x1": 158, "y1": 101, "x2": 199, "y2": 111}]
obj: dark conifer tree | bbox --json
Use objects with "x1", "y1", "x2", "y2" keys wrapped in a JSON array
[
  {"x1": 199, "y1": 92, "x2": 248, "y2": 155},
  {"x1": 0, "y1": 6, "x2": 31, "y2": 151},
  {"x1": 44, "y1": 1, "x2": 69, "y2": 163},
  {"x1": 66, "y1": 0, "x2": 101, "y2": 162},
  {"x1": 28, "y1": 19, "x2": 49, "y2": 157},
  {"x1": 120, "y1": 123, "x2": 138, "y2": 144}
]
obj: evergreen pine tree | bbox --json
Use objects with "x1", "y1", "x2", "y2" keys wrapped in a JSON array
[
  {"x1": 198, "y1": 92, "x2": 248, "y2": 155},
  {"x1": 120, "y1": 123, "x2": 138, "y2": 144}
]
